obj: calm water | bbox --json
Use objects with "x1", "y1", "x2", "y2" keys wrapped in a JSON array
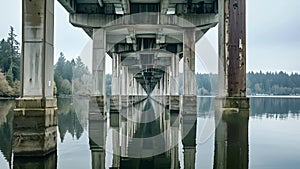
[{"x1": 0, "y1": 97, "x2": 300, "y2": 169}]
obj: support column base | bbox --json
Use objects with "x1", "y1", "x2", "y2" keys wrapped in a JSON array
[
  {"x1": 89, "y1": 96, "x2": 106, "y2": 120},
  {"x1": 215, "y1": 97, "x2": 250, "y2": 113},
  {"x1": 13, "y1": 98, "x2": 57, "y2": 156},
  {"x1": 182, "y1": 96, "x2": 197, "y2": 115}
]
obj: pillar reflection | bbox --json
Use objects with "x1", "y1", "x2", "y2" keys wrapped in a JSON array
[
  {"x1": 13, "y1": 151, "x2": 57, "y2": 169},
  {"x1": 90, "y1": 95, "x2": 187, "y2": 169},
  {"x1": 181, "y1": 96, "x2": 197, "y2": 169},
  {"x1": 213, "y1": 109, "x2": 249, "y2": 169}
]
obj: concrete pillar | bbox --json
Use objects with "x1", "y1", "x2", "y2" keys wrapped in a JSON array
[
  {"x1": 213, "y1": 109, "x2": 249, "y2": 169},
  {"x1": 92, "y1": 28, "x2": 106, "y2": 96},
  {"x1": 218, "y1": 0, "x2": 247, "y2": 97},
  {"x1": 171, "y1": 54, "x2": 179, "y2": 95},
  {"x1": 183, "y1": 28, "x2": 196, "y2": 96},
  {"x1": 112, "y1": 53, "x2": 120, "y2": 95},
  {"x1": 14, "y1": 0, "x2": 57, "y2": 156},
  {"x1": 121, "y1": 67, "x2": 128, "y2": 95}
]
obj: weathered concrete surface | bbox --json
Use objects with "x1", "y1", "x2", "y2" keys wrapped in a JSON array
[
  {"x1": 215, "y1": 97, "x2": 250, "y2": 111},
  {"x1": 13, "y1": 105, "x2": 57, "y2": 156},
  {"x1": 92, "y1": 28, "x2": 106, "y2": 96},
  {"x1": 70, "y1": 13, "x2": 218, "y2": 30},
  {"x1": 15, "y1": 97, "x2": 56, "y2": 109},
  {"x1": 15, "y1": 0, "x2": 57, "y2": 156},
  {"x1": 22, "y1": 0, "x2": 54, "y2": 97},
  {"x1": 218, "y1": 0, "x2": 247, "y2": 98},
  {"x1": 183, "y1": 28, "x2": 196, "y2": 96}
]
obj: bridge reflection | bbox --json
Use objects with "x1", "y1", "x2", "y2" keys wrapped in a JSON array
[
  {"x1": 88, "y1": 96, "x2": 249, "y2": 169},
  {"x1": 0, "y1": 97, "x2": 273, "y2": 168}
]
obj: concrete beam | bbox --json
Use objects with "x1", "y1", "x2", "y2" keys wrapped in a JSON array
[{"x1": 69, "y1": 13, "x2": 218, "y2": 29}]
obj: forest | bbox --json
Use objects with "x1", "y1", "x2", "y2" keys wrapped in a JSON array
[
  {"x1": 195, "y1": 72, "x2": 300, "y2": 95},
  {"x1": 0, "y1": 27, "x2": 20, "y2": 97},
  {"x1": 1, "y1": 27, "x2": 300, "y2": 97}
]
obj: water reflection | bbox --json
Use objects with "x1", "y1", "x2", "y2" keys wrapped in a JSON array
[
  {"x1": 250, "y1": 97, "x2": 300, "y2": 119},
  {"x1": 57, "y1": 98, "x2": 87, "y2": 142},
  {"x1": 1, "y1": 97, "x2": 300, "y2": 168},
  {"x1": 214, "y1": 108, "x2": 249, "y2": 169},
  {"x1": 90, "y1": 96, "x2": 192, "y2": 169},
  {"x1": 0, "y1": 100, "x2": 14, "y2": 166},
  {"x1": 13, "y1": 151, "x2": 57, "y2": 169}
]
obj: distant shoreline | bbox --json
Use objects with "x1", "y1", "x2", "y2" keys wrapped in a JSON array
[{"x1": 0, "y1": 97, "x2": 15, "y2": 100}]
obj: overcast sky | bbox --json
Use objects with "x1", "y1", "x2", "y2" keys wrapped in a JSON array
[{"x1": 0, "y1": 0, "x2": 299, "y2": 74}]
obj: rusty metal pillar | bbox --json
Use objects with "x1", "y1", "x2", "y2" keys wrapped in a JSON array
[
  {"x1": 219, "y1": 0, "x2": 246, "y2": 97},
  {"x1": 217, "y1": 0, "x2": 249, "y2": 109}
]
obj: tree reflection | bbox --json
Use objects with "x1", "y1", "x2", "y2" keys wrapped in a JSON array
[
  {"x1": 57, "y1": 98, "x2": 88, "y2": 142},
  {"x1": 0, "y1": 100, "x2": 14, "y2": 166}
]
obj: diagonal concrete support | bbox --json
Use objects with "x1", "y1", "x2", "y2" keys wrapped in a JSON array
[{"x1": 14, "y1": 0, "x2": 57, "y2": 156}]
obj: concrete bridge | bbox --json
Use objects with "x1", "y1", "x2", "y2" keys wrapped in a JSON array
[{"x1": 13, "y1": 0, "x2": 249, "y2": 166}]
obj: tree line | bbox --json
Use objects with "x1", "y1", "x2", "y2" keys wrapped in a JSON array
[
  {"x1": 54, "y1": 52, "x2": 91, "y2": 96},
  {"x1": 195, "y1": 72, "x2": 300, "y2": 95},
  {"x1": 0, "y1": 27, "x2": 20, "y2": 97}
]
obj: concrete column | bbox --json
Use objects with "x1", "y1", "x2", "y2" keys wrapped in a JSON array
[
  {"x1": 218, "y1": 0, "x2": 247, "y2": 97},
  {"x1": 171, "y1": 54, "x2": 179, "y2": 95},
  {"x1": 92, "y1": 28, "x2": 106, "y2": 96},
  {"x1": 112, "y1": 53, "x2": 120, "y2": 95},
  {"x1": 21, "y1": 0, "x2": 54, "y2": 98},
  {"x1": 14, "y1": 0, "x2": 57, "y2": 156},
  {"x1": 213, "y1": 109, "x2": 249, "y2": 169},
  {"x1": 121, "y1": 67, "x2": 128, "y2": 95},
  {"x1": 166, "y1": 68, "x2": 171, "y2": 95},
  {"x1": 183, "y1": 28, "x2": 196, "y2": 96}
]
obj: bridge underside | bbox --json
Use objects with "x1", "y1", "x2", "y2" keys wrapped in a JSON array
[{"x1": 14, "y1": 0, "x2": 249, "y2": 158}]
